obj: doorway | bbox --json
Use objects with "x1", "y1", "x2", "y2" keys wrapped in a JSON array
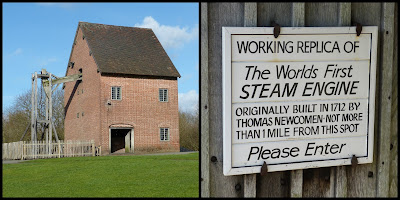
[{"x1": 110, "y1": 128, "x2": 133, "y2": 153}]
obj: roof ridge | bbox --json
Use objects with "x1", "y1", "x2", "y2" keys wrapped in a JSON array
[
  {"x1": 78, "y1": 21, "x2": 152, "y2": 30},
  {"x1": 69, "y1": 21, "x2": 180, "y2": 78}
]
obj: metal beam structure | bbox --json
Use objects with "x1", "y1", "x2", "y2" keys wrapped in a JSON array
[{"x1": 29, "y1": 69, "x2": 82, "y2": 158}]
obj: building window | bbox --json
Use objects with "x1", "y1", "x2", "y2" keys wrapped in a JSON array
[
  {"x1": 111, "y1": 86, "x2": 121, "y2": 100},
  {"x1": 160, "y1": 128, "x2": 169, "y2": 141},
  {"x1": 77, "y1": 113, "x2": 79, "y2": 118},
  {"x1": 159, "y1": 89, "x2": 168, "y2": 102}
]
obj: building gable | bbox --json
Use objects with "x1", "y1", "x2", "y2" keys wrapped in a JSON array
[{"x1": 76, "y1": 22, "x2": 180, "y2": 78}]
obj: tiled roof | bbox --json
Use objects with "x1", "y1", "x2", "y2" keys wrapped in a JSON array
[{"x1": 77, "y1": 22, "x2": 180, "y2": 78}]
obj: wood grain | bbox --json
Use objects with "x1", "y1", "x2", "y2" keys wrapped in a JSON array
[
  {"x1": 201, "y1": 2, "x2": 398, "y2": 197},
  {"x1": 208, "y1": 3, "x2": 244, "y2": 197},
  {"x1": 200, "y1": 2, "x2": 210, "y2": 197}
]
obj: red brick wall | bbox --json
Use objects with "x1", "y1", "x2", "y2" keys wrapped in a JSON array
[
  {"x1": 64, "y1": 27, "x2": 179, "y2": 154},
  {"x1": 64, "y1": 27, "x2": 102, "y2": 145},
  {"x1": 99, "y1": 75, "x2": 179, "y2": 153}
]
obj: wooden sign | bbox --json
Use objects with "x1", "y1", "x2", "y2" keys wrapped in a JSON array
[{"x1": 222, "y1": 27, "x2": 378, "y2": 176}]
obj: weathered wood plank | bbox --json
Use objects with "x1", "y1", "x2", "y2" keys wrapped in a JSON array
[
  {"x1": 254, "y1": 3, "x2": 293, "y2": 198},
  {"x1": 200, "y1": 2, "x2": 210, "y2": 198},
  {"x1": 345, "y1": 3, "x2": 382, "y2": 197},
  {"x1": 377, "y1": 2, "x2": 395, "y2": 197},
  {"x1": 244, "y1": 174, "x2": 256, "y2": 197},
  {"x1": 303, "y1": 167, "x2": 332, "y2": 197},
  {"x1": 290, "y1": 2, "x2": 305, "y2": 198},
  {"x1": 335, "y1": 3, "x2": 351, "y2": 197},
  {"x1": 292, "y1": 2, "x2": 305, "y2": 27},
  {"x1": 203, "y1": 2, "x2": 397, "y2": 198},
  {"x1": 208, "y1": 2, "x2": 244, "y2": 197},
  {"x1": 257, "y1": 3, "x2": 292, "y2": 27},
  {"x1": 351, "y1": 2, "x2": 382, "y2": 26},
  {"x1": 305, "y1": 3, "x2": 338, "y2": 26},
  {"x1": 256, "y1": 172, "x2": 290, "y2": 197},
  {"x1": 290, "y1": 170, "x2": 303, "y2": 197},
  {"x1": 338, "y1": 3, "x2": 351, "y2": 26},
  {"x1": 243, "y1": 3, "x2": 257, "y2": 197},
  {"x1": 389, "y1": 4, "x2": 398, "y2": 197},
  {"x1": 244, "y1": 2, "x2": 257, "y2": 27},
  {"x1": 43, "y1": 73, "x2": 82, "y2": 85}
]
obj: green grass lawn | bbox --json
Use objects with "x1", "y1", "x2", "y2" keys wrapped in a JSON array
[{"x1": 2, "y1": 152, "x2": 199, "y2": 197}]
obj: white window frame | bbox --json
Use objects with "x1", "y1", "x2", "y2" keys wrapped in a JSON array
[
  {"x1": 159, "y1": 88, "x2": 168, "y2": 102},
  {"x1": 160, "y1": 128, "x2": 169, "y2": 141},
  {"x1": 111, "y1": 86, "x2": 121, "y2": 100}
]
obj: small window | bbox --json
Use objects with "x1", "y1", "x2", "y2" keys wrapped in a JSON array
[
  {"x1": 111, "y1": 86, "x2": 121, "y2": 100},
  {"x1": 77, "y1": 113, "x2": 79, "y2": 118},
  {"x1": 160, "y1": 128, "x2": 169, "y2": 141},
  {"x1": 82, "y1": 112, "x2": 84, "y2": 117},
  {"x1": 159, "y1": 89, "x2": 168, "y2": 102}
]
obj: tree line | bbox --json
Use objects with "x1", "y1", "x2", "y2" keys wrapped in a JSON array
[
  {"x1": 2, "y1": 87, "x2": 64, "y2": 143},
  {"x1": 179, "y1": 106, "x2": 199, "y2": 151},
  {"x1": 3, "y1": 87, "x2": 199, "y2": 152}
]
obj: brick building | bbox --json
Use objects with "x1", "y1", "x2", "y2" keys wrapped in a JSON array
[{"x1": 63, "y1": 22, "x2": 180, "y2": 154}]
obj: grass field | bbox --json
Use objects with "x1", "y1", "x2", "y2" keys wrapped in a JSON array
[{"x1": 2, "y1": 152, "x2": 198, "y2": 197}]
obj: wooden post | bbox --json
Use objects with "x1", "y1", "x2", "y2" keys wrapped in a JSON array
[
  {"x1": 92, "y1": 140, "x2": 95, "y2": 156},
  {"x1": 290, "y1": 3, "x2": 305, "y2": 198},
  {"x1": 49, "y1": 73, "x2": 53, "y2": 156},
  {"x1": 58, "y1": 140, "x2": 61, "y2": 158},
  {"x1": 200, "y1": 2, "x2": 210, "y2": 198},
  {"x1": 377, "y1": 2, "x2": 395, "y2": 197},
  {"x1": 21, "y1": 141, "x2": 24, "y2": 160},
  {"x1": 31, "y1": 72, "x2": 38, "y2": 159},
  {"x1": 45, "y1": 85, "x2": 49, "y2": 155},
  {"x1": 244, "y1": 174, "x2": 256, "y2": 197},
  {"x1": 335, "y1": 3, "x2": 351, "y2": 197},
  {"x1": 243, "y1": 2, "x2": 257, "y2": 198}
]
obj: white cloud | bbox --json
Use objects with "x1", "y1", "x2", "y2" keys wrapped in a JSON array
[
  {"x1": 135, "y1": 16, "x2": 198, "y2": 49},
  {"x1": 36, "y1": 3, "x2": 75, "y2": 9},
  {"x1": 178, "y1": 90, "x2": 199, "y2": 114},
  {"x1": 39, "y1": 57, "x2": 57, "y2": 66},
  {"x1": 9, "y1": 48, "x2": 22, "y2": 57}
]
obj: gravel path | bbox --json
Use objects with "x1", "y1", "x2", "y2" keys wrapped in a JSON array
[{"x1": 2, "y1": 160, "x2": 30, "y2": 164}]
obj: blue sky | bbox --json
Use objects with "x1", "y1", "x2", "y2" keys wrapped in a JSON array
[{"x1": 2, "y1": 3, "x2": 199, "y2": 113}]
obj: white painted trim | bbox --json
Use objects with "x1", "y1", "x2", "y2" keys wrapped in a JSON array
[{"x1": 222, "y1": 26, "x2": 378, "y2": 176}]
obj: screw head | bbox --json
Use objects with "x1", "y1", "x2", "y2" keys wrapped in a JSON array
[
  {"x1": 211, "y1": 156, "x2": 217, "y2": 163},
  {"x1": 368, "y1": 171, "x2": 373, "y2": 177},
  {"x1": 235, "y1": 183, "x2": 241, "y2": 191},
  {"x1": 280, "y1": 178, "x2": 286, "y2": 185}
]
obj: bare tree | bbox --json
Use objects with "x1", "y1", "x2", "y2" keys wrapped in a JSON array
[
  {"x1": 2, "y1": 86, "x2": 64, "y2": 143},
  {"x1": 179, "y1": 105, "x2": 199, "y2": 151}
]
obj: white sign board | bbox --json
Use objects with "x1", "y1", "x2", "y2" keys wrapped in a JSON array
[{"x1": 222, "y1": 27, "x2": 378, "y2": 176}]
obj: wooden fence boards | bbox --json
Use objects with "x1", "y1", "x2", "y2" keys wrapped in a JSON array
[
  {"x1": 2, "y1": 140, "x2": 98, "y2": 160},
  {"x1": 201, "y1": 2, "x2": 398, "y2": 197},
  {"x1": 2, "y1": 141, "x2": 23, "y2": 160}
]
